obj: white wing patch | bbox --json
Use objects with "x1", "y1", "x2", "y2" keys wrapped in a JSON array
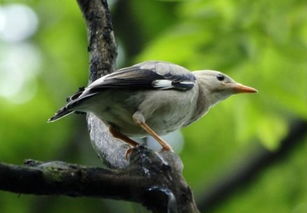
[
  {"x1": 152, "y1": 79, "x2": 173, "y2": 89},
  {"x1": 152, "y1": 80, "x2": 195, "y2": 90},
  {"x1": 179, "y1": 81, "x2": 195, "y2": 86}
]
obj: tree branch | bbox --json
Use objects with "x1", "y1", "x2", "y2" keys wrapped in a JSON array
[
  {"x1": 0, "y1": 160, "x2": 137, "y2": 199},
  {"x1": 197, "y1": 120, "x2": 307, "y2": 211},
  {"x1": 77, "y1": 0, "x2": 117, "y2": 80},
  {"x1": 77, "y1": 0, "x2": 132, "y2": 169},
  {"x1": 0, "y1": 147, "x2": 199, "y2": 213}
]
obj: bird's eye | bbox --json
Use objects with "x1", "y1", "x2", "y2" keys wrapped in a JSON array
[{"x1": 216, "y1": 74, "x2": 225, "y2": 81}]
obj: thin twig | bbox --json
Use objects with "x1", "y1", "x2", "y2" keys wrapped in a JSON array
[{"x1": 197, "y1": 120, "x2": 307, "y2": 211}]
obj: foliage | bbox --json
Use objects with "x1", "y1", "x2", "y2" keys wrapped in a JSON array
[{"x1": 0, "y1": 0, "x2": 306, "y2": 212}]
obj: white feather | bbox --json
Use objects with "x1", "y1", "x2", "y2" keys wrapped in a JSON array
[
  {"x1": 179, "y1": 81, "x2": 195, "y2": 86},
  {"x1": 152, "y1": 79, "x2": 173, "y2": 89}
]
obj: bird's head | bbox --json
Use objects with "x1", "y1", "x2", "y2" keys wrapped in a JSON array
[{"x1": 193, "y1": 70, "x2": 257, "y2": 106}]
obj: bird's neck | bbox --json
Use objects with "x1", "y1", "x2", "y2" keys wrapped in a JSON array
[
  {"x1": 185, "y1": 83, "x2": 211, "y2": 125},
  {"x1": 185, "y1": 75, "x2": 226, "y2": 125},
  {"x1": 196, "y1": 78, "x2": 219, "y2": 107}
]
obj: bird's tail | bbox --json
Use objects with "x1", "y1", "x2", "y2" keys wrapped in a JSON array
[
  {"x1": 48, "y1": 91, "x2": 98, "y2": 122},
  {"x1": 48, "y1": 105, "x2": 74, "y2": 122}
]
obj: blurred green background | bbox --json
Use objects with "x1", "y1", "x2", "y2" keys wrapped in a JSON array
[{"x1": 0, "y1": 0, "x2": 306, "y2": 212}]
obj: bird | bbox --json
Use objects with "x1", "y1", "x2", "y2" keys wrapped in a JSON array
[{"x1": 48, "y1": 61, "x2": 257, "y2": 152}]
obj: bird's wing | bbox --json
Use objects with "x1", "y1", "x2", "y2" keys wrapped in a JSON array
[
  {"x1": 65, "y1": 61, "x2": 196, "y2": 107},
  {"x1": 87, "y1": 61, "x2": 196, "y2": 93},
  {"x1": 48, "y1": 61, "x2": 196, "y2": 122}
]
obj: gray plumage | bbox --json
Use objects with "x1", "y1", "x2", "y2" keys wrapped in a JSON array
[{"x1": 49, "y1": 61, "x2": 257, "y2": 150}]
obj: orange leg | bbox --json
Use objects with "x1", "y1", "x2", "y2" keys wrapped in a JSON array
[
  {"x1": 109, "y1": 126, "x2": 139, "y2": 147},
  {"x1": 132, "y1": 112, "x2": 173, "y2": 152}
]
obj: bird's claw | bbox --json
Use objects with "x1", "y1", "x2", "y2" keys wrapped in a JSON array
[
  {"x1": 160, "y1": 146, "x2": 174, "y2": 152},
  {"x1": 125, "y1": 147, "x2": 134, "y2": 160}
]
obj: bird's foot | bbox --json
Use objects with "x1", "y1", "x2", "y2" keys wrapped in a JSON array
[
  {"x1": 132, "y1": 112, "x2": 174, "y2": 153},
  {"x1": 160, "y1": 146, "x2": 174, "y2": 152},
  {"x1": 125, "y1": 147, "x2": 134, "y2": 160}
]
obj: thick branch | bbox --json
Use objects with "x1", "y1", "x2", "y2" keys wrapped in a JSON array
[
  {"x1": 77, "y1": 0, "x2": 131, "y2": 169},
  {"x1": 0, "y1": 147, "x2": 199, "y2": 213},
  {"x1": 77, "y1": 0, "x2": 117, "y2": 80},
  {"x1": 0, "y1": 160, "x2": 139, "y2": 200}
]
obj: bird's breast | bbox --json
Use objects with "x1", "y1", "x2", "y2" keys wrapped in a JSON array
[
  {"x1": 135, "y1": 88, "x2": 199, "y2": 135},
  {"x1": 89, "y1": 88, "x2": 200, "y2": 137}
]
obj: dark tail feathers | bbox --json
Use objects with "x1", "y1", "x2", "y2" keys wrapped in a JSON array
[
  {"x1": 48, "y1": 90, "x2": 97, "y2": 122},
  {"x1": 48, "y1": 106, "x2": 73, "y2": 122}
]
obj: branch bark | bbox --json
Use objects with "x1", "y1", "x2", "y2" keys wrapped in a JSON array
[
  {"x1": 78, "y1": 0, "x2": 132, "y2": 169},
  {"x1": 0, "y1": 160, "x2": 135, "y2": 199},
  {"x1": 0, "y1": 147, "x2": 199, "y2": 213},
  {"x1": 77, "y1": 0, "x2": 117, "y2": 80}
]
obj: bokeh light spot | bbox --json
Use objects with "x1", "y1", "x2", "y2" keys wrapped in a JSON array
[{"x1": 0, "y1": 4, "x2": 38, "y2": 42}]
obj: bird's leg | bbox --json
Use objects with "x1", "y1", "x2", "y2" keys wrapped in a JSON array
[
  {"x1": 109, "y1": 126, "x2": 139, "y2": 159},
  {"x1": 132, "y1": 112, "x2": 173, "y2": 152},
  {"x1": 109, "y1": 126, "x2": 139, "y2": 147}
]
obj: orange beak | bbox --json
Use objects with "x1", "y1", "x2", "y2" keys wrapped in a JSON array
[{"x1": 231, "y1": 83, "x2": 258, "y2": 93}]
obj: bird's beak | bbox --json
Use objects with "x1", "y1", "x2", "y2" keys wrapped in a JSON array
[{"x1": 231, "y1": 83, "x2": 258, "y2": 93}]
